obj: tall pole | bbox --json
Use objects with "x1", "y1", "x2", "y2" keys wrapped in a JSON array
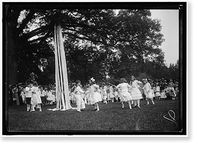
[{"x1": 54, "y1": 23, "x2": 71, "y2": 110}]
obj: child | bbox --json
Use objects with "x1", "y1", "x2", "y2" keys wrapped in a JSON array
[
  {"x1": 40, "y1": 87, "x2": 47, "y2": 105},
  {"x1": 116, "y1": 78, "x2": 132, "y2": 109},
  {"x1": 155, "y1": 83, "x2": 161, "y2": 100},
  {"x1": 46, "y1": 89, "x2": 56, "y2": 105},
  {"x1": 108, "y1": 85, "x2": 115, "y2": 102},
  {"x1": 31, "y1": 82, "x2": 42, "y2": 111},
  {"x1": 102, "y1": 85, "x2": 108, "y2": 104},
  {"x1": 25, "y1": 83, "x2": 33, "y2": 111},
  {"x1": 143, "y1": 79, "x2": 155, "y2": 105},
  {"x1": 74, "y1": 80, "x2": 86, "y2": 112},
  {"x1": 166, "y1": 82, "x2": 176, "y2": 100},
  {"x1": 130, "y1": 76, "x2": 143, "y2": 108},
  {"x1": 20, "y1": 87, "x2": 26, "y2": 104},
  {"x1": 114, "y1": 87, "x2": 119, "y2": 102},
  {"x1": 160, "y1": 89, "x2": 167, "y2": 100},
  {"x1": 88, "y1": 78, "x2": 102, "y2": 112}
]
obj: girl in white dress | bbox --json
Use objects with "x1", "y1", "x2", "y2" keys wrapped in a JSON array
[
  {"x1": 25, "y1": 83, "x2": 33, "y2": 111},
  {"x1": 108, "y1": 85, "x2": 115, "y2": 102},
  {"x1": 46, "y1": 90, "x2": 55, "y2": 105},
  {"x1": 74, "y1": 80, "x2": 86, "y2": 112},
  {"x1": 102, "y1": 85, "x2": 108, "y2": 104},
  {"x1": 142, "y1": 79, "x2": 155, "y2": 105},
  {"x1": 155, "y1": 83, "x2": 161, "y2": 100},
  {"x1": 114, "y1": 87, "x2": 119, "y2": 102},
  {"x1": 116, "y1": 78, "x2": 132, "y2": 109},
  {"x1": 160, "y1": 89, "x2": 167, "y2": 100},
  {"x1": 20, "y1": 88, "x2": 26, "y2": 104},
  {"x1": 84, "y1": 85, "x2": 90, "y2": 105},
  {"x1": 31, "y1": 82, "x2": 42, "y2": 111},
  {"x1": 88, "y1": 78, "x2": 102, "y2": 112},
  {"x1": 130, "y1": 76, "x2": 143, "y2": 108}
]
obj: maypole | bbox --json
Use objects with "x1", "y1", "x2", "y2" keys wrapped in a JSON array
[{"x1": 54, "y1": 23, "x2": 72, "y2": 110}]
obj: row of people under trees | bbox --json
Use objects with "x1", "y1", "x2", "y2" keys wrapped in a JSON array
[
  {"x1": 9, "y1": 83, "x2": 56, "y2": 107},
  {"x1": 8, "y1": 76, "x2": 178, "y2": 112}
]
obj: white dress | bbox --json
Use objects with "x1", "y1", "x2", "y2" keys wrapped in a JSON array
[
  {"x1": 143, "y1": 82, "x2": 154, "y2": 99},
  {"x1": 155, "y1": 86, "x2": 161, "y2": 97},
  {"x1": 116, "y1": 83, "x2": 132, "y2": 102},
  {"x1": 130, "y1": 80, "x2": 143, "y2": 100},
  {"x1": 74, "y1": 86, "x2": 85, "y2": 110},
  {"x1": 31, "y1": 86, "x2": 42, "y2": 105},
  {"x1": 47, "y1": 90, "x2": 55, "y2": 102},
  {"x1": 160, "y1": 90, "x2": 167, "y2": 99},
  {"x1": 108, "y1": 86, "x2": 115, "y2": 99},
  {"x1": 88, "y1": 84, "x2": 102, "y2": 104}
]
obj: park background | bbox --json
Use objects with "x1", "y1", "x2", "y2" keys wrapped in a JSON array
[{"x1": 3, "y1": 1, "x2": 182, "y2": 130}]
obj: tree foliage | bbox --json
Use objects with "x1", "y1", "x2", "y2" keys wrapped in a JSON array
[{"x1": 4, "y1": 3, "x2": 178, "y2": 85}]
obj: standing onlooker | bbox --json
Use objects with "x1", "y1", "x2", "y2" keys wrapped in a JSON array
[
  {"x1": 166, "y1": 82, "x2": 176, "y2": 100},
  {"x1": 31, "y1": 82, "x2": 42, "y2": 111},
  {"x1": 20, "y1": 87, "x2": 26, "y2": 104},
  {"x1": 12, "y1": 85, "x2": 20, "y2": 105},
  {"x1": 40, "y1": 87, "x2": 47, "y2": 105},
  {"x1": 114, "y1": 86, "x2": 119, "y2": 102},
  {"x1": 155, "y1": 83, "x2": 161, "y2": 100},
  {"x1": 25, "y1": 83, "x2": 33, "y2": 111},
  {"x1": 74, "y1": 80, "x2": 86, "y2": 112},
  {"x1": 102, "y1": 85, "x2": 108, "y2": 104},
  {"x1": 160, "y1": 89, "x2": 167, "y2": 100},
  {"x1": 143, "y1": 79, "x2": 155, "y2": 105},
  {"x1": 108, "y1": 85, "x2": 115, "y2": 102}
]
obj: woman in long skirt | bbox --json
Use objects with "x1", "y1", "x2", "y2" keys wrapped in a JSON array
[
  {"x1": 88, "y1": 78, "x2": 102, "y2": 112},
  {"x1": 130, "y1": 76, "x2": 143, "y2": 108},
  {"x1": 116, "y1": 78, "x2": 132, "y2": 109}
]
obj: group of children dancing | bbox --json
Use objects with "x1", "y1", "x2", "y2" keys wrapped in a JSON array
[
  {"x1": 71, "y1": 76, "x2": 159, "y2": 112},
  {"x1": 19, "y1": 76, "x2": 177, "y2": 112}
]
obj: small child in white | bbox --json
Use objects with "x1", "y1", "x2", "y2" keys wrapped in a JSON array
[
  {"x1": 155, "y1": 83, "x2": 161, "y2": 100},
  {"x1": 25, "y1": 83, "x2": 33, "y2": 111},
  {"x1": 142, "y1": 79, "x2": 155, "y2": 105},
  {"x1": 160, "y1": 89, "x2": 167, "y2": 100},
  {"x1": 74, "y1": 80, "x2": 86, "y2": 112}
]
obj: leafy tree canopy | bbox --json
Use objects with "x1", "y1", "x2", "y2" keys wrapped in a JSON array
[{"x1": 4, "y1": 3, "x2": 178, "y2": 85}]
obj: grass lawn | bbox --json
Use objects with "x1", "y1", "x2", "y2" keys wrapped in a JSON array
[{"x1": 7, "y1": 99, "x2": 180, "y2": 133}]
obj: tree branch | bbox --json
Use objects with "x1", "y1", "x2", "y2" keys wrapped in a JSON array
[
  {"x1": 20, "y1": 23, "x2": 52, "y2": 40},
  {"x1": 17, "y1": 10, "x2": 36, "y2": 34}
]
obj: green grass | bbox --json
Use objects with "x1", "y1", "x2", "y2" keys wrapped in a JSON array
[{"x1": 7, "y1": 99, "x2": 180, "y2": 132}]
